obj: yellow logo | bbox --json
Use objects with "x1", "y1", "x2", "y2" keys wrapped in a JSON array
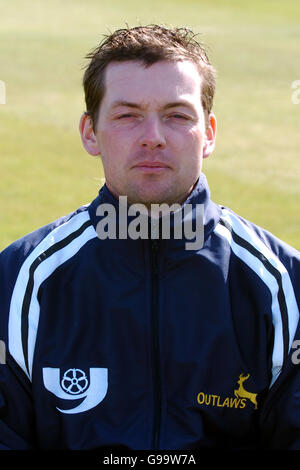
[
  {"x1": 197, "y1": 373, "x2": 258, "y2": 410},
  {"x1": 234, "y1": 373, "x2": 257, "y2": 409}
]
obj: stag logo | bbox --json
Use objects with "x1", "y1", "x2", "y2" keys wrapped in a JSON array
[
  {"x1": 196, "y1": 373, "x2": 258, "y2": 410},
  {"x1": 234, "y1": 373, "x2": 258, "y2": 409}
]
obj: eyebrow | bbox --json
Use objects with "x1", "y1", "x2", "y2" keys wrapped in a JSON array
[
  {"x1": 163, "y1": 101, "x2": 195, "y2": 111},
  {"x1": 110, "y1": 100, "x2": 196, "y2": 112},
  {"x1": 111, "y1": 101, "x2": 140, "y2": 109}
]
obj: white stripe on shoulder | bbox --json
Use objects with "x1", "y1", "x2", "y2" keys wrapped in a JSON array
[
  {"x1": 215, "y1": 207, "x2": 299, "y2": 387},
  {"x1": 8, "y1": 210, "x2": 97, "y2": 379}
]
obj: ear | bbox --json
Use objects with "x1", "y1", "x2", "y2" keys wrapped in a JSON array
[
  {"x1": 203, "y1": 113, "x2": 217, "y2": 159},
  {"x1": 79, "y1": 113, "x2": 102, "y2": 156}
]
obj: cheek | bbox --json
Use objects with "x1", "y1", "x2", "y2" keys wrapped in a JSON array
[
  {"x1": 174, "y1": 129, "x2": 204, "y2": 173},
  {"x1": 98, "y1": 131, "x2": 131, "y2": 179},
  {"x1": 188, "y1": 126, "x2": 205, "y2": 149},
  {"x1": 169, "y1": 127, "x2": 204, "y2": 158},
  {"x1": 99, "y1": 126, "x2": 133, "y2": 158}
]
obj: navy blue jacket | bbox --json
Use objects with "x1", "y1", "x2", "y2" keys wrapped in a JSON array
[{"x1": 1, "y1": 174, "x2": 300, "y2": 450}]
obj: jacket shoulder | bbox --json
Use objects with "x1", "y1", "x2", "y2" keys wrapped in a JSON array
[
  {"x1": 0, "y1": 205, "x2": 91, "y2": 325},
  {"x1": 0, "y1": 204, "x2": 90, "y2": 265},
  {"x1": 217, "y1": 205, "x2": 300, "y2": 268}
]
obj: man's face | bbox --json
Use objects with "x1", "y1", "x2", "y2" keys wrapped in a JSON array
[{"x1": 80, "y1": 60, "x2": 216, "y2": 206}]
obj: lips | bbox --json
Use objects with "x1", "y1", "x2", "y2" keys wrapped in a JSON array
[
  {"x1": 134, "y1": 161, "x2": 169, "y2": 168},
  {"x1": 133, "y1": 161, "x2": 170, "y2": 174}
]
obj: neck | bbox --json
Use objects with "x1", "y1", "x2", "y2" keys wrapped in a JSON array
[{"x1": 105, "y1": 181, "x2": 199, "y2": 215}]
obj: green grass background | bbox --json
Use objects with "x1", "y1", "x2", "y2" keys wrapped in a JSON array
[{"x1": 1, "y1": 0, "x2": 300, "y2": 251}]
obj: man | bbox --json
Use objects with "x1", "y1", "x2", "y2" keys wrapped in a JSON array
[{"x1": 1, "y1": 25, "x2": 300, "y2": 450}]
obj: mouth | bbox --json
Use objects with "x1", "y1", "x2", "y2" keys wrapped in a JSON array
[{"x1": 133, "y1": 161, "x2": 171, "y2": 173}]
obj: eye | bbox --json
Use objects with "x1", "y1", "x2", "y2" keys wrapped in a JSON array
[
  {"x1": 168, "y1": 113, "x2": 189, "y2": 120},
  {"x1": 118, "y1": 113, "x2": 134, "y2": 119}
]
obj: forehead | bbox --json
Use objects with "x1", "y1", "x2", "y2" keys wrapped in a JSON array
[{"x1": 102, "y1": 60, "x2": 202, "y2": 107}]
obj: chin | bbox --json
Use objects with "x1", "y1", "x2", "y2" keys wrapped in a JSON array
[
  {"x1": 130, "y1": 193, "x2": 179, "y2": 208},
  {"x1": 126, "y1": 180, "x2": 187, "y2": 207}
]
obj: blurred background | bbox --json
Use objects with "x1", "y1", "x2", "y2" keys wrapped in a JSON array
[{"x1": 1, "y1": 0, "x2": 300, "y2": 250}]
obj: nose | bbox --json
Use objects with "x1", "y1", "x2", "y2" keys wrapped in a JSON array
[{"x1": 139, "y1": 116, "x2": 166, "y2": 150}]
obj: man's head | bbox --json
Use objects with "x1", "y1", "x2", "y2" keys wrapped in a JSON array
[
  {"x1": 79, "y1": 25, "x2": 217, "y2": 206},
  {"x1": 82, "y1": 25, "x2": 216, "y2": 132}
]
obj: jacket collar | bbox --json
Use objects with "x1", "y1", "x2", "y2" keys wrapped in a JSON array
[{"x1": 88, "y1": 173, "x2": 221, "y2": 254}]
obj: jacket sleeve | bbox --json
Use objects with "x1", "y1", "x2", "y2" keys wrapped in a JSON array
[
  {"x1": 260, "y1": 329, "x2": 300, "y2": 449},
  {"x1": 0, "y1": 354, "x2": 37, "y2": 449},
  {"x1": 260, "y1": 240, "x2": 300, "y2": 449},
  {"x1": 0, "y1": 245, "x2": 37, "y2": 449}
]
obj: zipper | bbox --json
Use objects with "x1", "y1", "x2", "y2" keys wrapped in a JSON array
[{"x1": 150, "y1": 239, "x2": 161, "y2": 450}]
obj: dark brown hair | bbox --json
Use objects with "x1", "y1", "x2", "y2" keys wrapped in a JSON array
[{"x1": 83, "y1": 25, "x2": 216, "y2": 130}]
